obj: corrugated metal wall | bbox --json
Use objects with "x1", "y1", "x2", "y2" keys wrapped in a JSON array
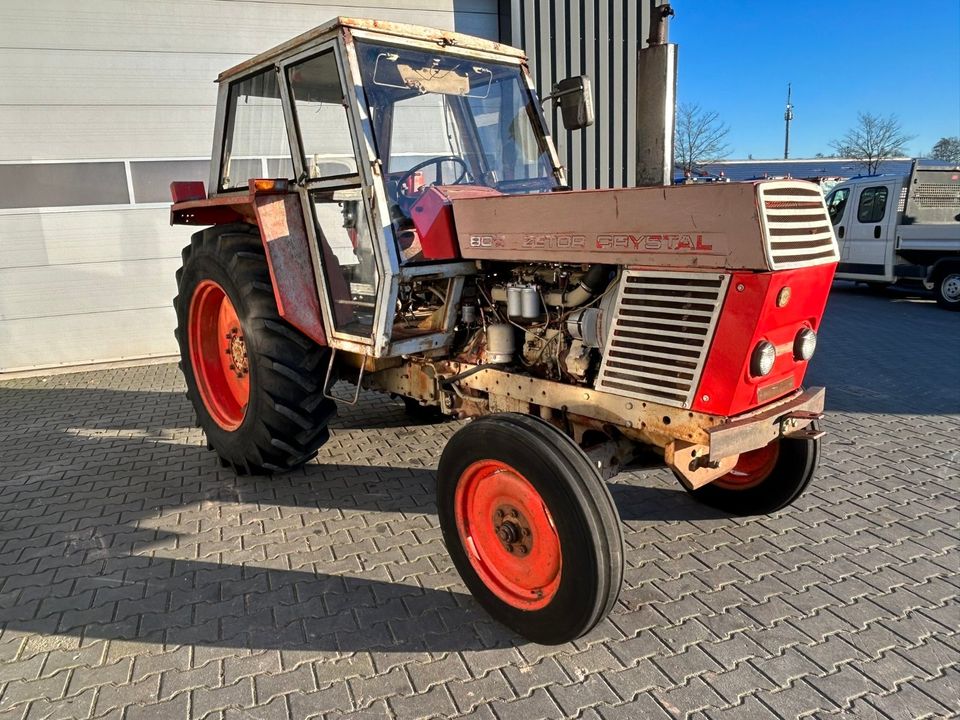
[{"x1": 500, "y1": 0, "x2": 653, "y2": 190}]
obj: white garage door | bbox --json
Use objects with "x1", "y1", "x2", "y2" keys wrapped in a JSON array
[{"x1": 0, "y1": 0, "x2": 499, "y2": 373}]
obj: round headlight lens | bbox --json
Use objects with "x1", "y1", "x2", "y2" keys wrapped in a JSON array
[
  {"x1": 750, "y1": 340, "x2": 777, "y2": 377},
  {"x1": 794, "y1": 328, "x2": 817, "y2": 361}
]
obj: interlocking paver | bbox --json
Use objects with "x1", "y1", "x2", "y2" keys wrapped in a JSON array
[{"x1": 0, "y1": 284, "x2": 957, "y2": 719}]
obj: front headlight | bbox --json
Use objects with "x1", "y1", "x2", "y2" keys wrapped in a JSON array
[
  {"x1": 794, "y1": 328, "x2": 817, "y2": 361},
  {"x1": 750, "y1": 340, "x2": 777, "y2": 377}
]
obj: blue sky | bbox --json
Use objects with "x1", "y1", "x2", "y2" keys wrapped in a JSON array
[{"x1": 671, "y1": 0, "x2": 960, "y2": 160}]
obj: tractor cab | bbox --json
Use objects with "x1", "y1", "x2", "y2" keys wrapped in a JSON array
[{"x1": 196, "y1": 17, "x2": 574, "y2": 358}]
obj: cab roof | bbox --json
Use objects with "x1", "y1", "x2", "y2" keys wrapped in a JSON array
[{"x1": 218, "y1": 16, "x2": 526, "y2": 83}]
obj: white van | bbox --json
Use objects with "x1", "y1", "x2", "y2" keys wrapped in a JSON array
[{"x1": 826, "y1": 161, "x2": 960, "y2": 309}]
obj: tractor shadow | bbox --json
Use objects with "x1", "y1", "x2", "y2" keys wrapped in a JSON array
[{"x1": 0, "y1": 382, "x2": 715, "y2": 654}]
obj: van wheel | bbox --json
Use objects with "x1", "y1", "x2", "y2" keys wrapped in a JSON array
[
  {"x1": 437, "y1": 414, "x2": 624, "y2": 644},
  {"x1": 678, "y1": 428, "x2": 820, "y2": 516},
  {"x1": 173, "y1": 223, "x2": 337, "y2": 474},
  {"x1": 934, "y1": 267, "x2": 960, "y2": 310}
]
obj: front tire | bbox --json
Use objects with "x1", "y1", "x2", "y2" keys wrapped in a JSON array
[
  {"x1": 681, "y1": 428, "x2": 820, "y2": 516},
  {"x1": 437, "y1": 413, "x2": 624, "y2": 645},
  {"x1": 934, "y1": 267, "x2": 960, "y2": 310},
  {"x1": 174, "y1": 223, "x2": 336, "y2": 474}
]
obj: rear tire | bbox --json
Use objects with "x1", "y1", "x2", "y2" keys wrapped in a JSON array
[
  {"x1": 437, "y1": 413, "x2": 624, "y2": 644},
  {"x1": 174, "y1": 223, "x2": 336, "y2": 474},
  {"x1": 934, "y1": 267, "x2": 960, "y2": 310},
  {"x1": 680, "y1": 427, "x2": 820, "y2": 516}
]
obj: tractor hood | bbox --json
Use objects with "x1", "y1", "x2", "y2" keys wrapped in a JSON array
[{"x1": 446, "y1": 180, "x2": 839, "y2": 272}]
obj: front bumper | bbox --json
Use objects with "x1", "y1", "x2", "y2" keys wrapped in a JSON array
[
  {"x1": 708, "y1": 386, "x2": 825, "y2": 459},
  {"x1": 667, "y1": 387, "x2": 825, "y2": 489}
]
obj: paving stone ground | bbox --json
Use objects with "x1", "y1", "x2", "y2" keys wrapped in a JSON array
[{"x1": 0, "y1": 281, "x2": 957, "y2": 720}]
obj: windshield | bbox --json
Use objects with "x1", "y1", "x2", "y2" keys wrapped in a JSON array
[{"x1": 354, "y1": 41, "x2": 559, "y2": 260}]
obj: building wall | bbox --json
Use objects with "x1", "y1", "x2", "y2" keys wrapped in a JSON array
[{"x1": 0, "y1": 0, "x2": 498, "y2": 372}]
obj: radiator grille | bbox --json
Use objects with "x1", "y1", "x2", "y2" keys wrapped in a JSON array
[
  {"x1": 757, "y1": 181, "x2": 839, "y2": 269},
  {"x1": 595, "y1": 271, "x2": 729, "y2": 409}
]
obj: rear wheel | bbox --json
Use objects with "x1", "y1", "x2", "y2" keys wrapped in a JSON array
[
  {"x1": 174, "y1": 223, "x2": 336, "y2": 474},
  {"x1": 437, "y1": 413, "x2": 624, "y2": 644},
  {"x1": 934, "y1": 267, "x2": 960, "y2": 310},
  {"x1": 681, "y1": 428, "x2": 820, "y2": 516}
]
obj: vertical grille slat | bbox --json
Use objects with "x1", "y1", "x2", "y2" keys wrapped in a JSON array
[
  {"x1": 595, "y1": 271, "x2": 729, "y2": 409},
  {"x1": 757, "y1": 181, "x2": 840, "y2": 270}
]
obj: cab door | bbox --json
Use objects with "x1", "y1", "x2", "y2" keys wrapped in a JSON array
[
  {"x1": 279, "y1": 43, "x2": 393, "y2": 355},
  {"x1": 840, "y1": 181, "x2": 895, "y2": 279}
]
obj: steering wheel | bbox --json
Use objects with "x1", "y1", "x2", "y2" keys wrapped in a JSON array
[{"x1": 395, "y1": 155, "x2": 471, "y2": 215}]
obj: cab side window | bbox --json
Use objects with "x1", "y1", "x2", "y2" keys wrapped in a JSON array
[
  {"x1": 220, "y1": 68, "x2": 292, "y2": 191},
  {"x1": 826, "y1": 188, "x2": 849, "y2": 225},
  {"x1": 857, "y1": 186, "x2": 888, "y2": 224},
  {"x1": 288, "y1": 50, "x2": 358, "y2": 179}
]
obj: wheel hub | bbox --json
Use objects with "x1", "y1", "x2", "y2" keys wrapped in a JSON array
[
  {"x1": 224, "y1": 327, "x2": 248, "y2": 378},
  {"x1": 454, "y1": 459, "x2": 562, "y2": 610},
  {"x1": 714, "y1": 441, "x2": 780, "y2": 490},
  {"x1": 187, "y1": 279, "x2": 250, "y2": 431},
  {"x1": 493, "y1": 505, "x2": 532, "y2": 555},
  {"x1": 943, "y1": 274, "x2": 960, "y2": 302}
]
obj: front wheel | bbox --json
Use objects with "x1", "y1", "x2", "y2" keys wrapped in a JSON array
[
  {"x1": 934, "y1": 268, "x2": 960, "y2": 311},
  {"x1": 437, "y1": 414, "x2": 624, "y2": 645},
  {"x1": 680, "y1": 428, "x2": 820, "y2": 516}
]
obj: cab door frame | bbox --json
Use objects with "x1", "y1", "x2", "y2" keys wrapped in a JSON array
[
  {"x1": 278, "y1": 38, "x2": 401, "y2": 357},
  {"x1": 340, "y1": 31, "x2": 477, "y2": 357}
]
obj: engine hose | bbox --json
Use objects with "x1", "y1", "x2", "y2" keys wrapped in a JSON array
[{"x1": 545, "y1": 264, "x2": 613, "y2": 307}]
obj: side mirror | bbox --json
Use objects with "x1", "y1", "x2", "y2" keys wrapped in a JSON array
[{"x1": 545, "y1": 76, "x2": 594, "y2": 130}]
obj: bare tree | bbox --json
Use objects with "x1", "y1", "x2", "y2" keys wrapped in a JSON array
[
  {"x1": 674, "y1": 103, "x2": 730, "y2": 175},
  {"x1": 830, "y1": 112, "x2": 914, "y2": 174},
  {"x1": 930, "y1": 136, "x2": 960, "y2": 164}
]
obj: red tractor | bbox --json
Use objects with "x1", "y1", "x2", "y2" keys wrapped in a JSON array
[{"x1": 170, "y1": 18, "x2": 836, "y2": 644}]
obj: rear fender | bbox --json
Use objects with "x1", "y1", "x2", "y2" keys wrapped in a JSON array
[
  {"x1": 171, "y1": 183, "x2": 327, "y2": 347},
  {"x1": 252, "y1": 193, "x2": 327, "y2": 347}
]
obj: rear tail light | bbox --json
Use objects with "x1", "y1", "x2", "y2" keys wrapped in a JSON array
[{"x1": 249, "y1": 178, "x2": 290, "y2": 194}]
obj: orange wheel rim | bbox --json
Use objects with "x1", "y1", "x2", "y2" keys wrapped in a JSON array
[
  {"x1": 714, "y1": 442, "x2": 779, "y2": 491},
  {"x1": 188, "y1": 280, "x2": 249, "y2": 431},
  {"x1": 454, "y1": 459, "x2": 562, "y2": 610}
]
